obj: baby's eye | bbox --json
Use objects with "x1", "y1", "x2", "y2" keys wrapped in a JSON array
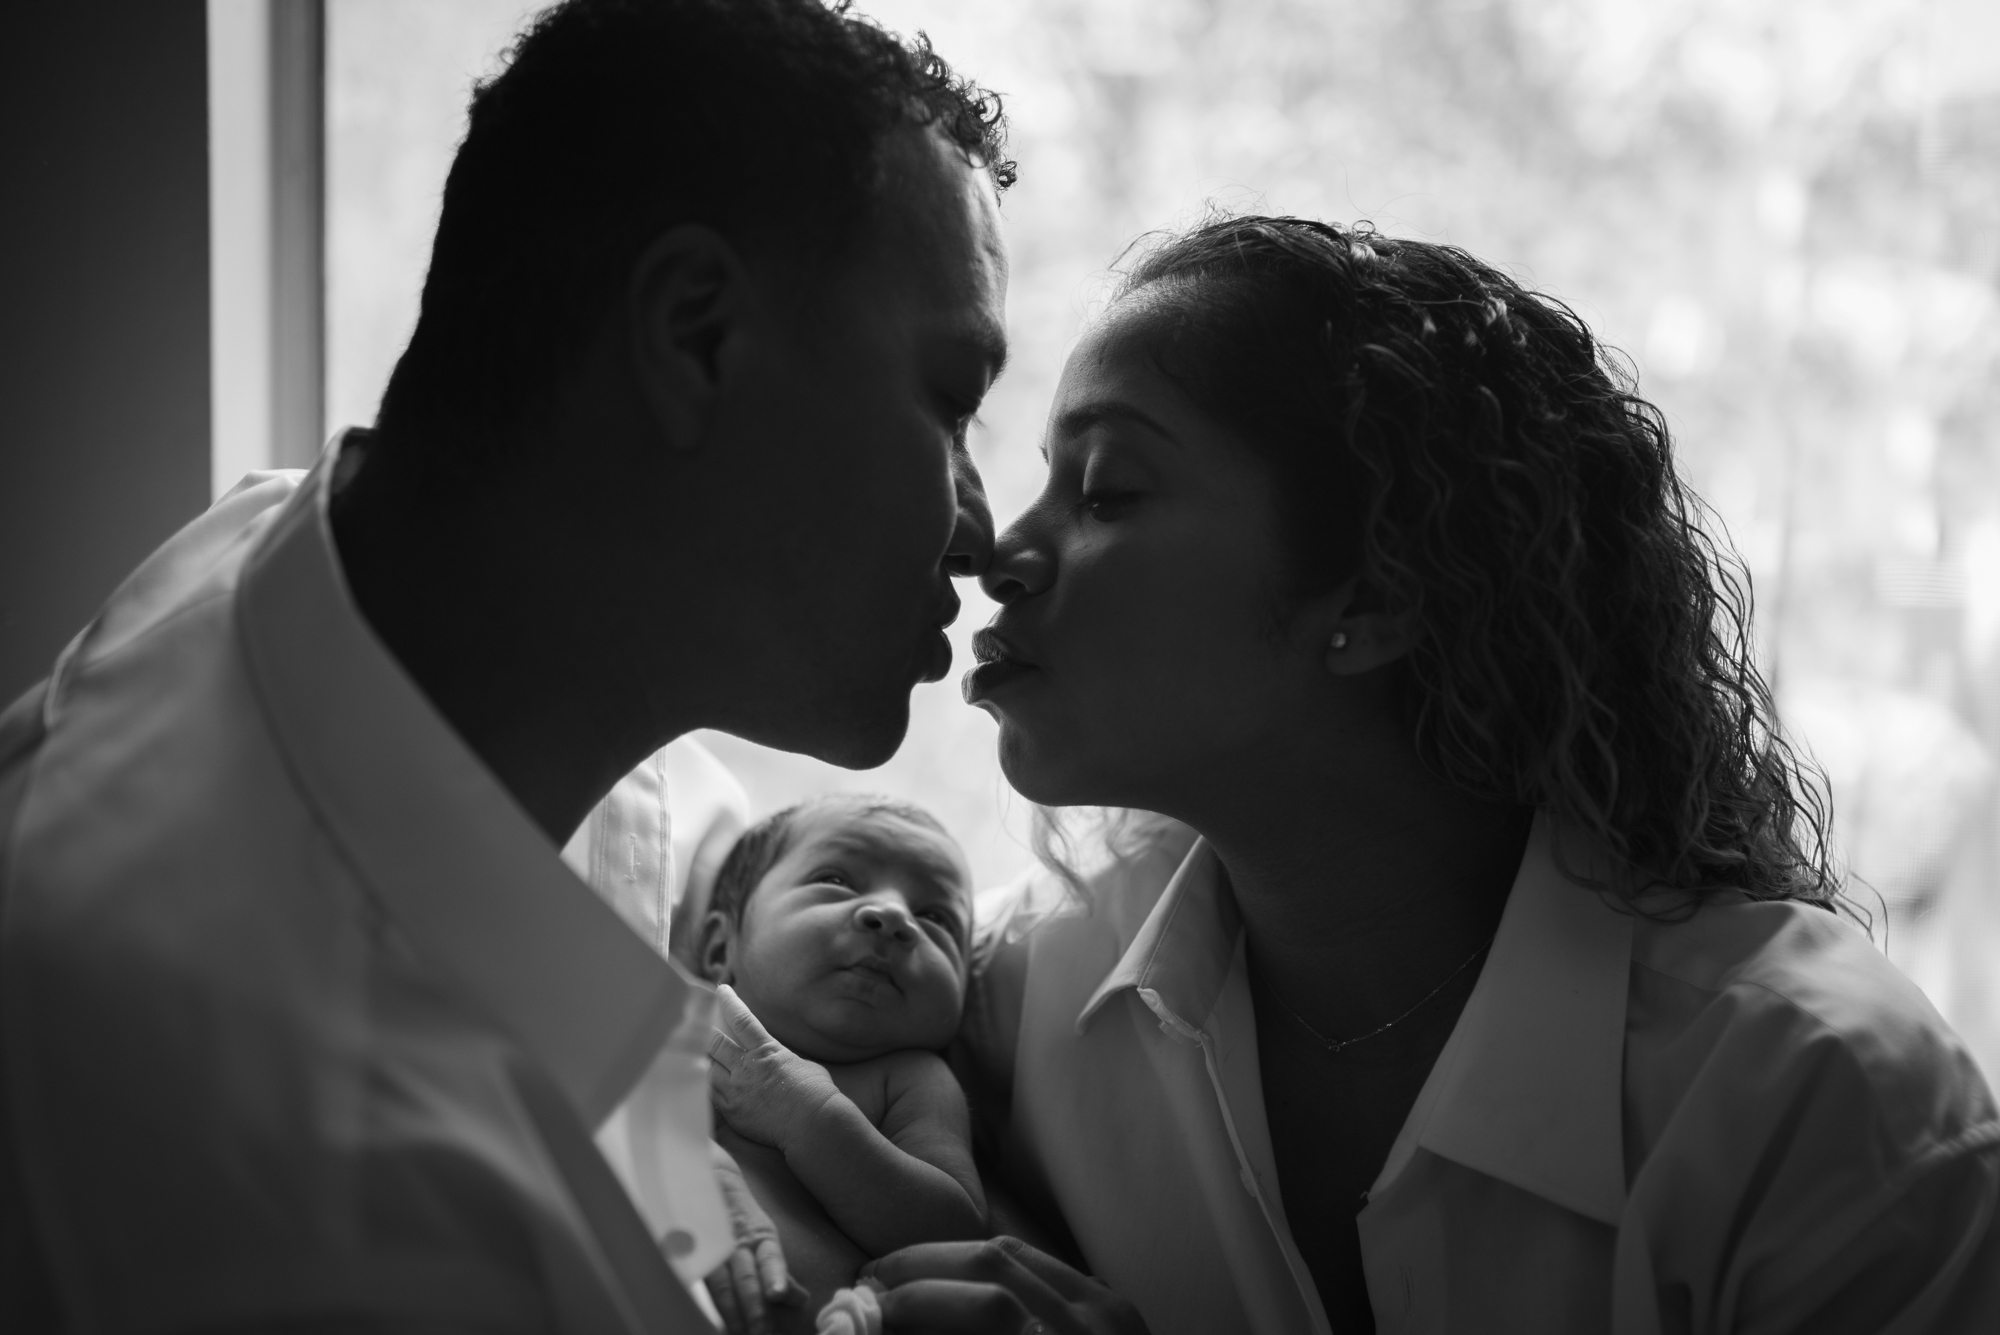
[
  {"x1": 810, "y1": 869, "x2": 854, "y2": 889},
  {"x1": 918, "y1": 908, "x2": 965, "y2": 941}
]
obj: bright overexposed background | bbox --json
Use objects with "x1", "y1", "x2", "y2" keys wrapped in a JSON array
[{"x1": 325, "y1": 0, "x2": 2000, "y2": 1077}]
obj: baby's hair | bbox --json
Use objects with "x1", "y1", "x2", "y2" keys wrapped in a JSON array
[{"x1": 709, "y1": 793, "x2": 955, "y2": 926}]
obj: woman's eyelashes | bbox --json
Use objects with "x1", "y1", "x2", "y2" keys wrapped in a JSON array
[
  {"x1": 1076, "y1": 468, "x2": 1145, "y2": 519},
  {"x1": 1080, "y1": 488, "x2": 1141, "y2": 519},
  {"x1": 1073, "y1": 443, "x2": 1152, "y2": 520}
]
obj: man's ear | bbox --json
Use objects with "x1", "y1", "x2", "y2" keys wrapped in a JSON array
[
  {"x1": 696, "y1": 908, "x2": 736, "y2": 985},
  {"x1": 1310, "y1": 575, "x2": 1420, "y2": 677},
  {"x1": 627, "y1": 224, "x2": 749, "y2": 452}
]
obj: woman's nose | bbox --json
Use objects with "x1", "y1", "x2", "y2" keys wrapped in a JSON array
[
  {"x1": 854, "y1": 900, "x2": 918, "y2": 945},
  {"x1": 979, "y1": 517, "x2": 1055, "y2": 605}
]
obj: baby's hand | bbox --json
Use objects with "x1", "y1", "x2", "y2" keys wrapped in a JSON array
[{"x1": 708, "y1": 983, "x2": 843, "y2": 1150}]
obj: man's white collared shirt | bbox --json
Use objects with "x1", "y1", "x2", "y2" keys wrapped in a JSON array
[
  {"x1": 966, "y1": 818, "x2": 2000, "y2": 1334},
  {"x1": 2, "y1": 457, "x2": 724, "y2": 1332}
]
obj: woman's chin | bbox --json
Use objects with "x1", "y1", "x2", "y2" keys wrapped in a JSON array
[{"x1": 996, "y1": 728, "x2": 1123, "y2": 808}]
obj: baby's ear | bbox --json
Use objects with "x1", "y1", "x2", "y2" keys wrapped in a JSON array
[{"x1": 695, "y1": 909, "x2": 735, "y2": 985}]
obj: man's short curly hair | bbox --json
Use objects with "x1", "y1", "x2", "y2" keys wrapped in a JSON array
[
  {"x1": 376, "y1": 0, "x2": 1012, "y2": 474},
  {"x1": 1113, "y1": 215, "x2": 1840, "y2": 913},
  {"x1": 710, "y1": 793, "x2": 956, "y2": 927}
]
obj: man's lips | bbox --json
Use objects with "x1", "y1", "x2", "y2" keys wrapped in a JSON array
[
  {"x1": 918, "y1": 591, "x2": 962, "y2": 684},
  {"x1": 920, "y1": 628, "x2": 953, "y2": 683}
]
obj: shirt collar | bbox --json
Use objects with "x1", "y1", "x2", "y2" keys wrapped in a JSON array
[
  {"x1": 1375, "y1": 815, "x2": 1633, "y2": 1224},
  {"x1": 234, "y1": 438, "x2": 703, "y2": 1127},
  {"x1": 1078, "y1": 812, "x2": 1633, "y2": 1226},
  {"x1": 1077, "y1": 838, "x2": 1239, "y2": 1036}
]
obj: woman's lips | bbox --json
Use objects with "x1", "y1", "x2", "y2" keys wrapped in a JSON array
[{"x1": 964, "y1": 627, "x2": 1039, "y2": 703}]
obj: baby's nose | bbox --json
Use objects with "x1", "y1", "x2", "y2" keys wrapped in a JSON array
[{"x1": 853, "y1": 901, "x2": 918, "y2": 945}]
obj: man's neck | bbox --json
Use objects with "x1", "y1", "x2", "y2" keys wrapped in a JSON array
[{"x1": 326, "y1": 430, "x2": 679, "y2": 845}]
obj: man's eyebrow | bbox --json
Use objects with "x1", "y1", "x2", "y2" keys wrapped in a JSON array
[{"x1": 1053, "y1": 400, "x2": 1179, "y2": 445}]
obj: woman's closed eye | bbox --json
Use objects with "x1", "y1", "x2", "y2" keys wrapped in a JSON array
[
  {"x1": 1076, "y1": 445, "x2": 1151, "y2": 519},
  {"x1": 1081, "y1": 487, "x2": 1141, "y2": 519}
]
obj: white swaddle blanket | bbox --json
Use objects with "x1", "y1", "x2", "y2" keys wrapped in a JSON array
[{"x1": 815, "y1": 1282, "x2": 886, "y2": 1335}]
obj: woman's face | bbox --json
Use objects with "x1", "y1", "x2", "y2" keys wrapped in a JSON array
[{"x1": 967, "y1": 301, "x2": 1330, "y2": 812}]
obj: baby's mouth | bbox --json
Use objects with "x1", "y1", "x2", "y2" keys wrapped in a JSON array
[{"x1": 842, "y1": 958, "x2": 903, "y2": 992}]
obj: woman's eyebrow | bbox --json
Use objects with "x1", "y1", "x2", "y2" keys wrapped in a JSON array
[{"x1": 1053, "y1": 400, "x2": 1181, "y2": 447}]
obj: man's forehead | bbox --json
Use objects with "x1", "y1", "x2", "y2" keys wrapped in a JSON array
[{"x1": 865, "y1": 130, "x2": 1007, "y2": 326}]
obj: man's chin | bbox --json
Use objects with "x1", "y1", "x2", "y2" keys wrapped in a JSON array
[
  {"x1": 803, "y1": 699, "x2": 911, "y2": 771},
  {"x1": 722, "y1": 694, "x2": 909, "y2": 770}
]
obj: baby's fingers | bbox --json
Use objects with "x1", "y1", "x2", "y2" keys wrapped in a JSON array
[
  {"x1": 706, "y1": 1263, "x2": 749, "y2": 1335},
  {"x1": 757, "y1": 1235, "x2": 807, "y2": 1306},
  {"x1": 728, "y1": 1243, "x2": 771, "y2": 1334}
]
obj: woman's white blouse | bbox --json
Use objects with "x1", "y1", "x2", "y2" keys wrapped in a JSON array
[{"x1": 960, "y1": 819, "x2": 2000, "y2": 1335}]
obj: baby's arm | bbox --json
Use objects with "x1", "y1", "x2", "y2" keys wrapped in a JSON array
[{"x1": 708, "y1": 986, "x2": 985, "y2": 1256}]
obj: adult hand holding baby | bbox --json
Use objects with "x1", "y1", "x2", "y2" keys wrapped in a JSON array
[
  {"x1": 710, "y1": 982, "x2": 844, "y2": 1146},
  {"x1": 862, "y1": 1237, "x2": 1148, "y2": 1335},
  {"x1": 708, "y1": 1140, "x2": 810, "y2": 1335},
  {"x1": 707, "y1": 984, "x2": 824, "y2": 1333}
]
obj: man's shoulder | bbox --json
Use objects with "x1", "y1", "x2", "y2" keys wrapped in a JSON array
[
  {"x1": 6, "y1": 469, "x2": 306, "y2": 902},
  {"x1": 11, "y1": 539, "x2": 321, "y2": 965},
  {"x1": 57, "y1": 471, "x2": 302, "y2": 682},
  {"x1": 2, "y1": 467, "x2": 358, "y2": 1078}
]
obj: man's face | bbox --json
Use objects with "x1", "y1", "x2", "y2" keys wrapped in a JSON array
[
  {"x1": 694, "y1": 128, "x2": 1008, "y2": 768},
  {"x1": 717, "y1": 805, "x2": 973, "y2": 1063}
]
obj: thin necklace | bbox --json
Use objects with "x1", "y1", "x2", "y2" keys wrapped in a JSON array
[{"x1": 1263, "y1": 938, "x2": 1492, "y2": 1055}]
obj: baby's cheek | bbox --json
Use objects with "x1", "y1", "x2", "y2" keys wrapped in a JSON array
[{"x1": 915, "y1": 968, "x2": 970, "y2": 1042}]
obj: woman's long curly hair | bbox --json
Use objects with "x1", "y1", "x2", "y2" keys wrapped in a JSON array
[{"x1": 1075, "y1": 214, "x2": 1840, "y2": 912}]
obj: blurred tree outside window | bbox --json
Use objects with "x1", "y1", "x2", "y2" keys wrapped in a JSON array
[{"x1": 326, "y1": 0, "x2": 2000, "y2": 1079}]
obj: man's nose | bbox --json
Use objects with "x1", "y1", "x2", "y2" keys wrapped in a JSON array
[
  {"x1": 943, "y1": 448, "x2": 995, "y2": 579},
  {"x1": 854, "y1": 900, "x2": 919, "y2": 945}
]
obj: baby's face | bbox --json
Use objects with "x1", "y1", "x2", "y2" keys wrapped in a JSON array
[{"x1": 722, "y1": 808, "x2": 973, "y2": 1063}]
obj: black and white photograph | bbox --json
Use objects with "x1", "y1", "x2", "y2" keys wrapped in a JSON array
[{"x1": 4, "y1": 1, "x2": 1999, "y2": 1331}]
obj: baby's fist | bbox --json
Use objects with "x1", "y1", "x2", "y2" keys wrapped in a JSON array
[{"x1": 708, "y1": 984, "x2": 840, "y2": 1149}]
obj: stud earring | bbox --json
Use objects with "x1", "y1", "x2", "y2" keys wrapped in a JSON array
[{"x1": 1330, "y1": 631, "x2": 1349, "y2": 650}]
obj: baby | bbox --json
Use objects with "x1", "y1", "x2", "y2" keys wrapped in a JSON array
[{"x1": 698, "y1": 794, "x2": 985, "y2": 1331}]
